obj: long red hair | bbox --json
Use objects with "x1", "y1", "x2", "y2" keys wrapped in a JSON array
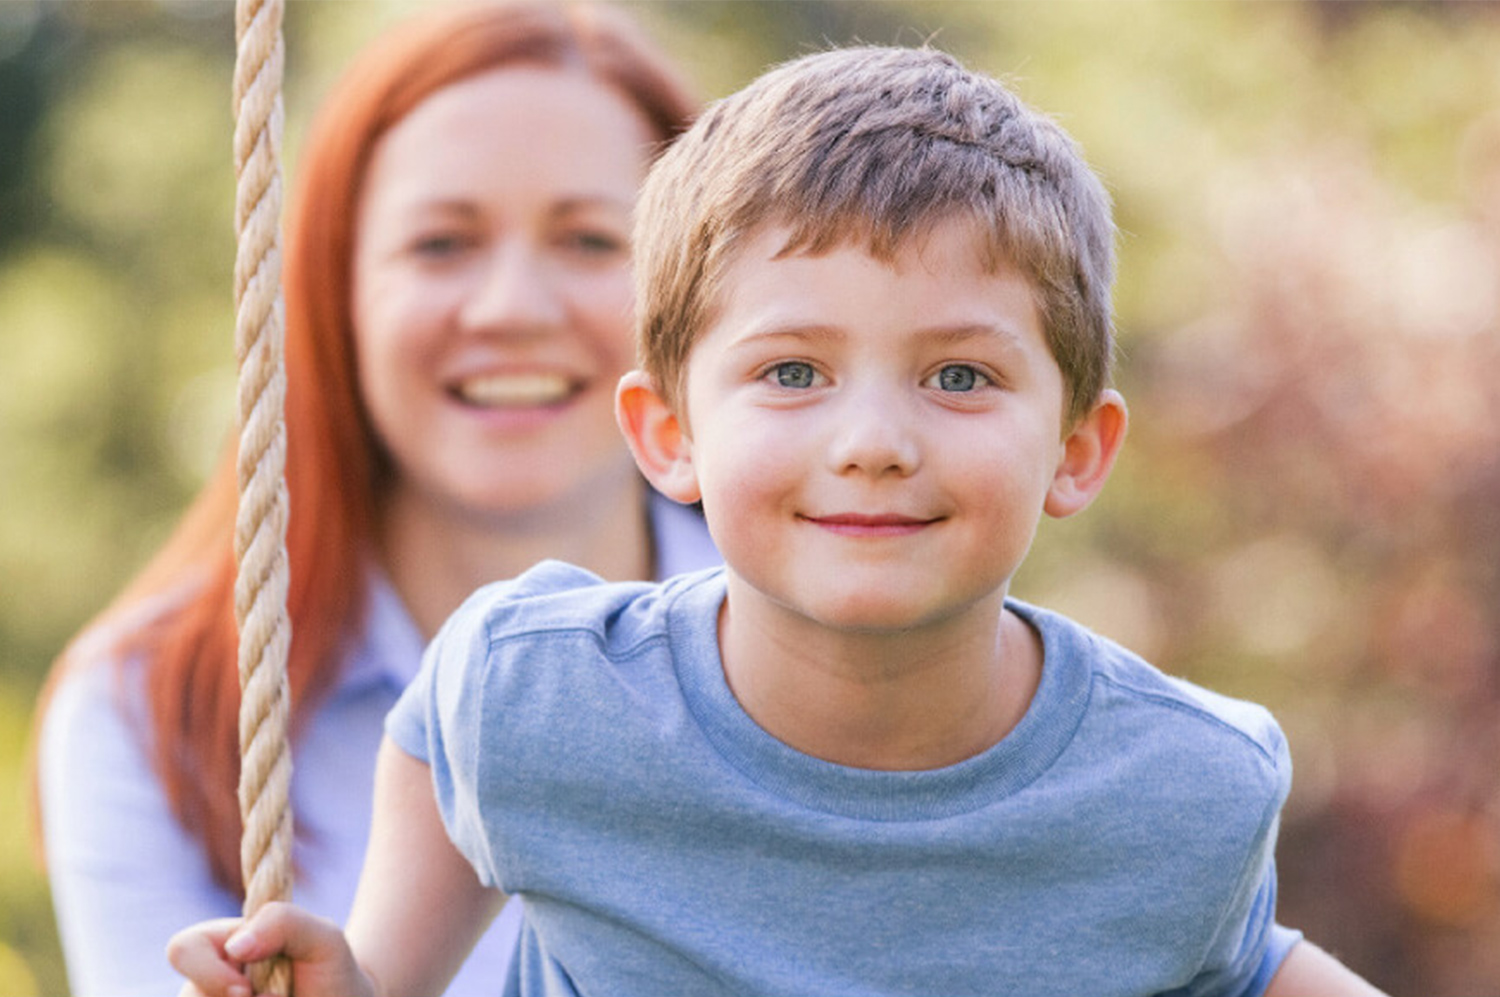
[{"x1": 35, "y1": 1, "x2": 698, "y2": 897}]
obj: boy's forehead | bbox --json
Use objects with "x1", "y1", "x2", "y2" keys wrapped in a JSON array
[
  {"x1": 703, "y1": 219, "x2": 1044, "y2": 343},
  {"x1": 730, "y1": 213, "x2": 1007, "y2": 281}
]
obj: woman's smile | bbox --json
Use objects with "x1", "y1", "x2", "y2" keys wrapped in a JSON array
[{"x1": 450, "y1": 370, "x2": 584, "y2": 410}]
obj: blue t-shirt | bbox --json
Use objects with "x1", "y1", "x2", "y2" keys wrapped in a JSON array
[{"x1": 388, "y1": 561, "x2": 1300, "y2": 997}]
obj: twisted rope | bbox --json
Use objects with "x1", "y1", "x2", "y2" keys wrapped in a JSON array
[{"x1": 233, "y1": 0, "x2": 293, "y2": 993}]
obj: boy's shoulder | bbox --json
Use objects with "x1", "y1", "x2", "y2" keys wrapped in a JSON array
[
  {"x1": 441, "y1": 559, "x2": 722, "y2": 660},
  {"x1": 1013, "y1": 598, "x2": 1290, "y2": 799}
]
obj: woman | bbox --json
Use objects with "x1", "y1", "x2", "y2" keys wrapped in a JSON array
[{"x1": 32, "y1": 4, "x2": 707, "y2": 995}]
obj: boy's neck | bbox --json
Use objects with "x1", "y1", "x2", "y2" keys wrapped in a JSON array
[{"x1": 716, "y1": 583, "x2": 1043, "y2": 771}]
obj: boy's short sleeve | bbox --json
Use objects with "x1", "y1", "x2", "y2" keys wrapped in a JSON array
[
  {"x1": 1180, "y1": 857, "x2": 1298, "y2": 997},
  {"x1": 1249, "y1": 924, "x2": 1305, "y2": 996},
  {"x1": 1178, "y1": 726, "x2": 1299, "y2": 997},
  {"x1": 385, "y1": 581, "x2": 509, "y2": 888}
]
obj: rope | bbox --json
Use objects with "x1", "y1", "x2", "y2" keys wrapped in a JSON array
[{"x1": 232, "y1": 0, "x2": 293, "y2": 993}]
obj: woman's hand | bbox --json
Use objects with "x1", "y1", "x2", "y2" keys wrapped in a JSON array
[{"x1": 167, "y1": 902, "x2": 376, "y2": 997}]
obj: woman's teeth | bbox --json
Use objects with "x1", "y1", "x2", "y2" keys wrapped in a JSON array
[{"x1": 455, "y1": 373, "x2": 575, "y2": 407}]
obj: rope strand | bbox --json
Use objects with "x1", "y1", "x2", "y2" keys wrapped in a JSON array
[{"x1": 232, "y1": 0, "x2": 293, "y2": 992}]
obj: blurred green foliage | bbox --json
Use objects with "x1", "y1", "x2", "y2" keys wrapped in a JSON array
[{"x1": 5, "y1": 1, "x2": 1500, "y2": 994}]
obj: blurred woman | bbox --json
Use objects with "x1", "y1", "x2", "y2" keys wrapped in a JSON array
[{"x1": 32, "y1": 4, "x2": 707, "y2": 994}]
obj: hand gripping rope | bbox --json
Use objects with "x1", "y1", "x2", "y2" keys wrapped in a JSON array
[{"x1": 232, "y1": 0, "x2": 293, "y2": 992}]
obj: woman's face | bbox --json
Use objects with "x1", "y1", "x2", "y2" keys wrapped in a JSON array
[{"x1": 352, "y1": 66, "x2": 654, "y2": 522}]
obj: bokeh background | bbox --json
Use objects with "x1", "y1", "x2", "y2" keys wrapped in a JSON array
[{"x1": 4, "y1": 1, "x2": 1500, "y2": 994}]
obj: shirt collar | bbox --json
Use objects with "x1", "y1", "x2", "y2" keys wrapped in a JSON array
[{"x1": 339, "y1": 564, "x2": 426, "y2": 695}]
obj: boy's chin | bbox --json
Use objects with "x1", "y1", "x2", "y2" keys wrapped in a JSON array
[
  {"x1": 731, "y1": 570, "x2": 1004, "y2": 640},
  {"x1": 793, "y1": 591, "x2": 976, "y2": 637}
]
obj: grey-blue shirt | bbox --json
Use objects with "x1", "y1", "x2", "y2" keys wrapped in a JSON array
[{"x1": 388, "y1": 561, "x2": 1300, "y2": 997}]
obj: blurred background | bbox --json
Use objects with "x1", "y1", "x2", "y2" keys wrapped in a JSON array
[{"x1": 3, "y1": 1, "x2": 1499, "y2": 993}]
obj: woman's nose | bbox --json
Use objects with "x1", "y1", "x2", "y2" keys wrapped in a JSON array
[{"x1": 459, "y1": 240, "x2": 566, "y2": 333}]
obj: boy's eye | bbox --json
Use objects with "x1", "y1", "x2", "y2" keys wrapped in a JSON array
[
  {"x1": 768, "y1": 361, "x2": 820, "y2": 389},
  {"x1": 926, "y1": 364, "x2": 989, "y2": 392}
]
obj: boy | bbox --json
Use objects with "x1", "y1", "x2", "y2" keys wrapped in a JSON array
[{"x1": 171, "y1": 45, "x2": 1385, "y2": 997}]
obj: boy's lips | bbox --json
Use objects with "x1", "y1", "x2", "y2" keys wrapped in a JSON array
[
  {"x1": 802, "y1": 512, "x2": 940, "y2": 536},
  {"x1": 451, "y1": 372, "x2": 582, "y2": 408}
]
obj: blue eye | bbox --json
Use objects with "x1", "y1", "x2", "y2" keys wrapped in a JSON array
[
  {"x1": 931, "y1": 364, "x2": 987, "y2": 392},
  {"x1": 771, "y1": 361, "x2": 818, "y2": 389}
]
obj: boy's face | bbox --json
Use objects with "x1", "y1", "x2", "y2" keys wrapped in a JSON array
[{"x1": 619, "y1": 219, "x2": 1124, "y2": 636}]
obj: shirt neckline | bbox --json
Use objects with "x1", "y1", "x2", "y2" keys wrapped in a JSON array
[{"x1": 668, "y1": 575, "x2": 1094, "y2": 821}]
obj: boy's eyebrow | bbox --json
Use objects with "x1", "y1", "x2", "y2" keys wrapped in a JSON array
[
  {"x1": 730, "y1": 321, "x2": 1034, "y2": 355},
  {"x1": 919, "y1": 323, "x2": 1033, "y2": 352},
  {"x1": 727, "y1": 322, "x2": 846, "y2": 346}
]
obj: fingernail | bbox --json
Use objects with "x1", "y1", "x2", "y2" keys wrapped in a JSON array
[
  {"x1": 228, "y1": 986, "x2": 250, "y2": 997},
  {"x1": 224, "y1": 930, "x2": 256, "y2": 960}
]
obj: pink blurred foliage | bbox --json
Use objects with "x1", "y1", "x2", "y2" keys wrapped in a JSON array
[{"x1": 1132, "y1": 120, "x2": 1500, "y2": 995}]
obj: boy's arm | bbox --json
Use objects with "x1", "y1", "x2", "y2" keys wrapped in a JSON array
[
  {"x1": 345, "y1": 737, "x2": 507, "y2": 996},
  {"x1": 168, "y1": 738, "x2": 504, "y2": 997},
  {"x1": 1263, "y1": 940, "x2": 1390, "y2": 997}
]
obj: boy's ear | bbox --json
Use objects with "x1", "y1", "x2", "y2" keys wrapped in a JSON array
[
  {"x1": 616, "y1": 370, "x2": 702, "y2": 505},
  {"x1": 1044, "y1": 389, "x2": 1128, "y2": 519}
]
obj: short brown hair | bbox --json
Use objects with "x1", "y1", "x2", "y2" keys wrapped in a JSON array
[{"x1": 634, "y1": 45, "x2": 1115, "y2": 426}]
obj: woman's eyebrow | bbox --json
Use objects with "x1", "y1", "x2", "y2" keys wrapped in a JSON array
[
  {"x1": 389, "y1": 198, "x2": 481, "y2": 221},
  {"x1": 550, "y1": 195, "x2": 635, "y2": 218}
]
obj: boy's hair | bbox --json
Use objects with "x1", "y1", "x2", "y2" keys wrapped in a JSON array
[{"x1": 634, "y1": 45, "x2": 1116, "y2": 427}]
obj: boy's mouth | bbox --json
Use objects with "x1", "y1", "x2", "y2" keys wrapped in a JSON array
[
  {"x1": 451, "y1": 372, "x2": 581, "y2": 408},
  {"x1": 802, "y1": 513, "x2": 939, "y2": 536}
]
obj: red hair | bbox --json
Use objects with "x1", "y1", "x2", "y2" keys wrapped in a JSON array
[{"x1": 35, "y1": 1, "x2": 698, "y2": 896}]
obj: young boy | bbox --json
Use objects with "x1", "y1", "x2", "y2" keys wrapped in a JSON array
[{"x1": 170, "y1": 45, "x2": 1385, "y2": 997}]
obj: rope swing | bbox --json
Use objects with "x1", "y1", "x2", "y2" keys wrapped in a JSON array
[{"x1": 232, "y1": 0, "x2": 293, "y2": 993}]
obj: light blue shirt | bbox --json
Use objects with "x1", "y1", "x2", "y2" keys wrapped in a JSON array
[
  {"x1": 38, "y1": 494, "x2": 718, "y2": 997},
  {"x1": 390, "y1": 561, "x2": 1301, "y2": 997}
]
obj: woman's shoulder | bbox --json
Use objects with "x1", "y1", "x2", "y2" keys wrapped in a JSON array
[
  {"x1": 42, "y1": 578, "x2": 205, "y2": 750},
  {"x1": 36, "y1": 604, "x2": 183, "y2": 846}
]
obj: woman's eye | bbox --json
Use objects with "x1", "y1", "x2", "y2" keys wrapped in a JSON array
[
  {"x1": 769, "y1": 361, "x2": 819, "y2": 389},
  {"x1": 927, "y1": 364, "x2": 989, "y2": 392},
  {"x1": 411, "y1": 233, "x2": 471, "y2": 258},
  {"x1": 564, "y1": 230, "x2": 628, "y2": 256}
]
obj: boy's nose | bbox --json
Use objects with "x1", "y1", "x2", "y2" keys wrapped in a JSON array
[
  {"x1": 826, "y1": 389, "x2": 921, "y2": 478},
  {"x1": 459, "y1": 241, "x2": 566, "y2": 333}
]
